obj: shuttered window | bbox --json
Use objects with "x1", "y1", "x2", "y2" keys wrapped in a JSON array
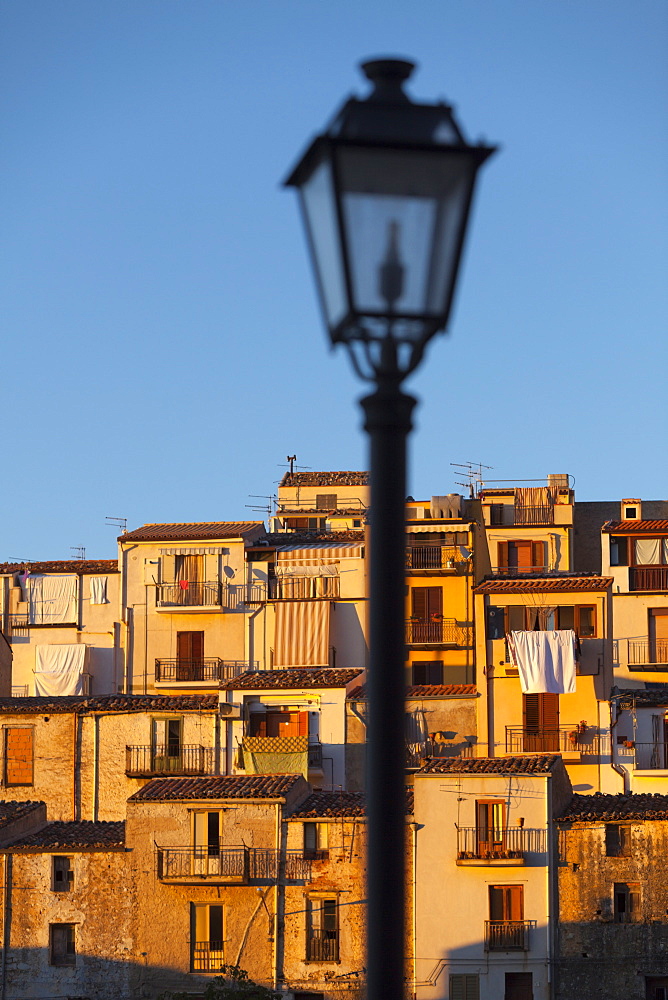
[
  {"x1": 250, "y1": 710, "x2": 308, "y2": 738},
  {"x1": 176, "y1": 631, "x2": 204, "y2": 661},
  {"x1": 523, "y1": 693, "x2": 559, "y2": 751},
  {"x1": 497, "y1": 541, "x2": 546, "y2": 573},
  {"x1": 411, "y1": 587, "x2": 442, "y2": 621},
  {"x1": 449, "y1": 975, "x2": 480, "y2": 1000},
  {"x1": 316, "y1": 494, "x2": 337, "y2": 510},
  {"x1": 489, "y1": 884, "x2": 523, "y2": 922},
  {"x1": 412, "y1": 661, "x2": 444, "y2": 685}
]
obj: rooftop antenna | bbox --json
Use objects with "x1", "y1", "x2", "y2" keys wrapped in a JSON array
[
  {"x1": 9, "y1": 557, "x2": 33, "y2": 564},
  {"x1": 106, "y1": 516, "x2": 127, "y2": 533},
  {"x1": 246, "y1": 494, "x2": 276, "y2": 519},
  {"x1": 287, "y1": 455, "x2": 296, "y2": 475},
  {"x1": 451, "y1": 461, "x2": 493, "y2": 498},
  {"x1": 71, "y1": 546, "x2": 86, "y2": 560}
]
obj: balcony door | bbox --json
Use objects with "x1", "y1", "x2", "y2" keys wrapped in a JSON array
[
  {"x1": 411, "y1": 587, "x2": 442, "y2": 642},
  {"x1": 151, "y1": 718, "x2": 182, "y2": 772},
  {"x1": 489, "y1": 885, "x2": 524, "y2": 950},
  {"x1": 477, "y1": 800, "x2": 505, "y2": 855},
  {"x1": 193, "y1": 811, "x2": 223, "y2": 876},
  {"x1": 649, "y1": 610, "x2": 668, "y2": 665},
  {"x1": 522, "y1": 693, "x2": 559, "y2": 752},
  {"x1": 176, "y1": 631, "x2": 204, "y2": 681}
]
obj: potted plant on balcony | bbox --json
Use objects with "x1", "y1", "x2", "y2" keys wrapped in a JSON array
[{"x1": 568, "y1": 730, "x2": 579, "y2": 747}]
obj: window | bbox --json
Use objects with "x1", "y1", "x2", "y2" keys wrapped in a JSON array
[
  {"x1": 610, "y1": 536, "x2": 628, "y2": 566},
  {"x1": 304, "y1": 822, "x2": 329, "y2": 860},
  {"x1": 316, "y1": 494, "x2": 337, "y2": 510},
  {"x1": 249, "y1": 708, "x2": 308, "y2": 738},
  {"x1": 649, "y1": 610, "x2": 668, "y2": 664},
  {"x1": 151, "y1": 718, "x2": 182, "y2": 772},
  {"x1": 194, "y1": 811, "x2": 221, "y2": 857},
  {"x1": 504, "y1": 605, "x2": 596, "y2": 637},
  {"x1": 497, "y1": 541, "x2": 546, "y2": 574},
  {"x1": 476, "y1": 801, "x2": 506, "y2": 855},
  {"x1": 192, "y1": 903, "x2": 224, "y2": 971},
  {"x1": 412, "y1": 661, "x2": 443, "y2": 685},
  {"x1": 488, "y1": 885, "x2": 525, "y2": 950},
  {"x1": 174, "y1": 554, "x2": 207, "y2": 605},
  {"x1": 634, "y1": 539, "x2": 668, "y2": 566},
  {"x1": 606, "y1": 824, "x2": 631, "y2": 857},
  {"x1": 646, "y1": 977, "x2": 668, "y2": 1000},
  {"x1": 52, "y1": 856, "x2": 73, "y2": 892},
  {"x1": 505, "y1": 973, "x2": 533, "y2": 1000},
  {"x1": 50, "y1": 923, "x2": 75, "y2": 966},
  {"x1": 4, "y1": 727, "x2": 33, "y2": 786},
  {"x1": 449, "y1": 975, "x2": 480, "y2": 1000},
  {"x1": 306, "y1": 896, "x2": 339, "y2": 961},
  {"x1": 614, "y1": 882, "x2": 641, "y2": 923},
  {"x1": 523, "y1": 693, "x2": 559, "y2": 752}
]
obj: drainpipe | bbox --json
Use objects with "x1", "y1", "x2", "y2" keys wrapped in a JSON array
[
  {"x1": 609, "y1": 697, "x2": 629, "y2": 792},
  {"x1": 409, "y1": 822, "x2": 418, "y2": 1000},
  {"x1": 72, "y1": 712, "x2": 78, "y2": 821},
  {"x1": 1, "y1": 854, "x2": 12, "y2": 1000},
  {"x1": 273, "y1": 802, "x2": 280, "y2": 989},
  {"x1": 93, "y1": 714, "x2": 100, "y2": 822},
  {"x1": 546, "y1": 773, "x2": 553, "y2": 991}
]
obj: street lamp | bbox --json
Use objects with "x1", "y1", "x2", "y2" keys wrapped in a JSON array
[{"x1": 285, "y1": 58, "x2": 495, "y2": 1000}]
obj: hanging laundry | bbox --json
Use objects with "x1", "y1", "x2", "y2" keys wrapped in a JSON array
[
  {"x1": 508, "y1": 629, "x2": 577, "y2": 695},
  {"x1": 179, "y1": 580, "x2": 189, "y2": 590}
]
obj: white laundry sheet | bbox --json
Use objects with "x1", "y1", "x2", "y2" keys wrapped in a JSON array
[
  {"x1": 35, "y1": 644, "x2": 87, "y2": 696},
  {"x1": 508, "y1": 629, "x2": 577, "y2": 694}
]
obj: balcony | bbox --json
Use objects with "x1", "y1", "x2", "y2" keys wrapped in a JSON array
[
  {"x1": 125, "y1": 745, "x2": 215, "y2": 777},
  {"x1": 306, "y1": 930, "x2": 339, "y2": 962},
  {"x1": 630, "y1": 566, "x2": 668, "y2": 592},
  {"x1": 456, "y1": 827, "x2": 546, "y2": 865},
  {"x1": 627, "y1": 640, "x2": 668, "y2": 668},
  {"x1": 405, "y1": 740, "x2": 474, "y2": 769},
  {"x1": 154, "y1": 658, "x2": 252, "y2": 684},
  {"x1": 243, "y1": 579, "x2": 340, "y2": 602},
  {"x1": 484, "y1": 920, "x2": 534, "y2": 951},
  {"x1": 156, "y1": 846, "x2": 311, "y2": 883},
  {"x1": 514, "y1": 504, "x2": 554, "y2": 526},
  {"x1": 405, "y1": 619, "x2": 472, "y2": 646},
  {"x1": 7, "y1": 614, "x2": 29, "y2": 638},
  {"x1": 619, "y1": 742, "x2": 668, "y2": 770},
  {"x1": 239, "y1": 737, "x2": 322, "y2": 775},
  {"x1": 505, "y1": 726, "x2": 607, "y2": 756},
  {"x1": 156, "y1": 581, "x2": 221, "y2": 608},
  {"x1": 405, "y1": 544, "x2": 469, "y2": 573}
]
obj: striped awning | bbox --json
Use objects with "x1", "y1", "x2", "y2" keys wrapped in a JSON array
[{"x1": 276, "y1": 543, "x2": 363, "y2": 565}]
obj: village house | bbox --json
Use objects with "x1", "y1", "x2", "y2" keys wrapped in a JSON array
[{"x1": 0, "y1": 559, "x2": 121, "y2": 696}]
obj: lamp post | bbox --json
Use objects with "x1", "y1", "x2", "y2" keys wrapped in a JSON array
[{"x1": 285, "y1": 58, "x2": 495, "y2": 1000}]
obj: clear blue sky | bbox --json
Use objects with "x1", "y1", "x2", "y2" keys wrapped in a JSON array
[{"x1": 2, "y1": 1, "x2": 666, "y2": 560}]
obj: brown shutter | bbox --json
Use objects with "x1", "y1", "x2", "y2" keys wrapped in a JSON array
[
  {"x1": 523, "y1": 694, "x2": 539, "y2": 733},
  {"x1": 532, "y1": 541, "x2": 546, "y2": 571},
  {"x1": 515, "y1": 542, "x2": 533, "y2": 572},
  {"x1": 298, "y1": 711, "x2": 309, "y2": 736},
  {"x1": 177, "y1": 631, "x2": 204, "y2": 660},
  {"x1": 540, "y1": 693, "x2": 559, "y2": 731},
  {"x1": 497, "y1": 542, "x2": 508, "y2": 571},
  {"x1": 411, "y1": 587, "x2": 442, "y2": 620},
  {"x1": 509, "y1": 885, "x2": 524, "y2": 920}
]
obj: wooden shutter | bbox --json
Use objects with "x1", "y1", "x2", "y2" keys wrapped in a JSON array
[
  {"x1": 523, "y1": 694, "x2": 559, "y2": 751},
  {"x1": 532, "y1": 541, "x2": 546, "y2": 571},
  {"x1": 514, "y1": 541, "x2": 533, "y2": 572},
  {"x1": 411, "y1": 587, "x2": 442, "y2": 620},
  {"x1": 298, "y1": 711, "x2": 309, "y2": 736},
  {"x1": 161, "y1": 554, "x2": 176, "y2": 583},
  {"x1": 450, "y1": 975, "x2": 480, "y2": 1000},
  {"x1": 497, "y1": 542, "x2": 509, "y2": 571},
  {"x1": 177, "y1": 631, "x2": 204, "y2": 660}
]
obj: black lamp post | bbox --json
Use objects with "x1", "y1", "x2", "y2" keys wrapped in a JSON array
[{"x1": 285, "y1": 58, "x2": 495, "y2": 1000}]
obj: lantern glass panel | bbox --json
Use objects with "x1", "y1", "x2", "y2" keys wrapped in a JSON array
[
  {"x1": 299, "y1": 156, "x2": 347, "y2": 331},
  {"x1": 337, "y1": 147, "x2": 477, "y2": 320}
]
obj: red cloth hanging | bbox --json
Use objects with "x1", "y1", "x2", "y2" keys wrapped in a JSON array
[{"x1": 179, "y1": 580, "x2": 189, "y2": 590}]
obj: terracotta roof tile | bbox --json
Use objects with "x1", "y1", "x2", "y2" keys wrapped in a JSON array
[
  {"x1": 419, "y1": 755, "x2": 561, "y2": 775},
  {"x1": 120, "y1": 522, "x2": 264, "y2": 543},
  {"x1": 0, "y1": 560, "x2": 118, "y2": 575},
  {"x1": 602, "y1": 520, "x2": 668, "y2": 534},
  {"x1": 4, "y1": 821, "x2": 125, "y2": 850},
  {"x1": 129, "y1": 774, "x2": 303, "y2": 802},
  {"x1": 558, "y1": 792, "x2": 668, "y2": 822},
  {"x1": 475, "y1": 574, "x2": 612, "y2": 594},
  {"x1": 279, "y1": 472, "x2": 368, "y2": 488},
  {"x1": 348, "y1": 684, "x2": 477, "y2": 700},
  {"x1": 0, "y1": 801, "x2": 44, "y2": 829},
  {"x1": 613, "y1": 686, "x2": 668, "y2": 707},
  {"x1": 0, "y1": 694, "x2": 219, "y2": 715},
  {"x1": 222, "y1": 669, "x2": 363, "y2": 691},
  {"x1": 289, "y1": 789, "x2": 414, "y2": 819},
  {"x1": 250, "y1": 531, "x2": 365, "y2": 548}
]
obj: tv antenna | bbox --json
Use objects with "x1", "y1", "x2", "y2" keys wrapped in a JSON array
[
  {"x1": 280, "y1": 455, "x2": 311, "y2": 476},
  {"x1": 9, "y1": 557, "x2": 33, "y2": 564},
  {"x1": 246, "y1": 495, "x2": 276, "y2": 519},
  {"x1": 106, "y1": 516, "x2": 127, "y2": 533},
  {"x1": 71, "y1": 546, "x2": 86, "y2": 560},
  {"x1": 451, "y1": 461, "x2": 493, "y2": 498}
]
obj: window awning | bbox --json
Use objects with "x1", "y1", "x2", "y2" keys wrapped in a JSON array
[
  {"x1": 274, "y1": 601, "x2": 330, "y2": 667},
  {"x1": 405, "y1": 523, "x2": 473, "y2": 534}
]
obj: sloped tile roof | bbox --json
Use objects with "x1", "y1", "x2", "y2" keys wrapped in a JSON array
[
  {"x1": 222, "y1": 669, "x2": 363, "y2": 690},
  {"x1": 290, "y1": 791, "x2": 366, "y2": 819},
  {"x1": 419, "y1": 755, "x2": 561, "y2": 775},
  {"x1": 602, "y1": 520, "x2": 668, "y2": 534},
  {"x1": 250, "y1": 530, "x2": 365, "y2": 548},
  {"x1": 289, "y1": 789, "x2": 413, "y2": 818},
  {"x1": 558, "y1": 792, "x2": 668, "y2": 822},
  {"x1": 0, "y1": 560, "x2": 118, "y2": 575},
  {"x1": 279, "y1": 472, "x2": 368, "y2": 487},
  {"x1": 348, "y1": 683, "x2": 477, "y2": 700},
  {"x1": 120, "y1": 522, "x2": 264, "y2": 543},
  {"x1": 0, "y1": 694, "x2": 219, "y2": 715},
  {"x1": 0, "y1": 801, "x2": 44, "y2": 828},
  {"x1": 475, "y1": 574, "x2": 612, "y2": 594},
  {"x1": 277, "y1": 508, "x2": 366, "y2": 516},
  {"x1": 613, "y1": 686, "x2": 668, "y2": 707},
  {"x1": 129, "y1": 774, "x2": 303, "y2": 802},
  {"x1": 4, "y1": 821, "x2": 125, "y2": 850}
]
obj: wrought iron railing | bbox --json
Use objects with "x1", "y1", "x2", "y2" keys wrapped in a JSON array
[
  {"x1": 630, "y1": 566, "x2": 668, "y2": 592},
  {"x1": 306, "y1": 929, "x2": 339, "y2": 962},
  {"x1": 619, "y1": 742, "x2": 668, "y2": 770},
  {"x1": 485, "y1": 920, "x2": 534, "y2": 951},
  {"x1": 192, "y1": 942, "x2": 225, "y2": 971},
  {"x1": 627, "y1": 640, "x2": 668, "y2": 666},
  {"x1": 126, "y1": 745, "x2": 215, "y2": 776},
  {"x1": 405, "y1": 545, "x2": 466, "y2": 571},
  {"x1": 156, "y1": 582, "x2": 221, "y2": 607},
  {"x1": 405, "y1": 740, "x2": 474, "y2": 768},
  {"x1": 505, "y1": 726, "x2": 606, "y2": 755},
  {"x1": 513, "y1": 504, "x2": 554, "y2": 525},
  {"x1": 405, "y1": 619, "x2": 472, "y2": 645},
  {"x1": 308, "y1": 742, "x2": 323, "y2": 768},
  {"x1": 157, "y1": 846, "x2": 311, "y2": 881},
  {"x1": 154, "y1": 658, "x2": 252, "y2": 683},
  {"x1": 457, "y1": 827, "x2": 545, "y2": 859}
]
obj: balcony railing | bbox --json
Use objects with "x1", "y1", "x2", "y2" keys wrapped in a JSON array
[
  {"x1": 154, "y1": 658, "x2": 253, "y2": 683},
  {"x1": 240, "y1": 737, "x2": 322, "y2": 774},
  {"x1": 193, "y1": 942, "x2": 225, "y2": 972},
  {"x1": 405, "y1": 619, "x2": 472, "y2": 645},
  {"x1": 484, "y1": 920, "x2": 534, "y2": 951},
  {"x1": 630, "y1": 566, "x2": 668, "y2": 592},
  {"x1": 505, "y1": 727, "x2": 606, "y2": 755},
  {"x1": 405, "y1": 740, "x2": 474, "y2": 768},
  {"x1": 242, "y1": 579, "x2": 340, "y2": 602},
  {"x1": 619, "y1": 742, "x2": 668, "y2": 770},
  {"x1": 627, "y1": 640, "x2": 668, "y2": 666},
  {"x1": 156, "y1": 582, "x2": 221, "y2": 607},
  {"x1": 7, "y1": 614, "x2": 29, "y2": 638},
  {"x1": 405, "y1": 545, "x2": 467, "y2": 571},
  {"x1": 308, "y1": 742, "x2": 323, "y2": 769},
  {"x1": 513, "y1": 504, "x2": 554, "y2": 525},
  {"x1": 306, "y1": 930, "x2": 339, "y2": 962},
  {"x1": 457, "y1": 827, "x2": 546, "y2": 861},
  {"x1": 126, "y1": 745, "x2": 215, "y2": 776},
  {"x1": 157, "y1": 846, "x2": 311, "y2": 882}
]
